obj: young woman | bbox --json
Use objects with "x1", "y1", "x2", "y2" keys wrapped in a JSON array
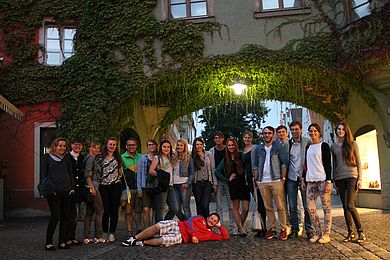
[
  {"x1": 165, "y1": 138, "x2": 194, "y2": 220},
  {"x1": 137, "y1": 139, "x2": 158, "y2": 229},
  {"x1": 242, "y1": 130, "x2": 267, "y2": 236},
  {"x1": 191, "y1": 137, "x2": 217, "y2": 218},
  {"x1": 83, "y1": 141, "x2": 105, "y2": 244},
  {"x1": 149, "y1": 140, "x2": 173, "y2": 223},
  {"x1": 301, "y1": 123, "x2": 332, "y2": 244},
  {"x1": 331, "y1": 121, "x2": 366, "y2": 243},
  {"x1": 41, "y1": 138, "x2": 75, "y2": 250},
  {"x1": 215, "y1": 137, "x2": 250, "y2": 236},
  {"x1": 95, "y1": 137, "x2": 123, "y2": 242}
]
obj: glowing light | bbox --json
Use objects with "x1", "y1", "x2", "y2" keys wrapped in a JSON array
[{"x1": 230, "y1": 83, "x2": 247, "y2": 95}]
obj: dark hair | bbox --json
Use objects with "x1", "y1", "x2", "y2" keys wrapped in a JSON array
[
  {"x1": 99, "y1": 137, "x2": 122, "y2": 168},
  {"x1": 308, "y1": 123, "x2": 321, "y2": 137},
  {"x1": 192, "y1": 137, "x2": 205, "y2": 170},
  {"x1": 225, "y1": 137, "x2": 244, "y2": 176},
  {"x1": 214, "y1": 131, "x2": 225, "y2": 139},
  {"x1": 126, "y1": 138, "x2": 138, "y2": 145},
  {"x1": 208, "y1": 212, "x2": 220, "y2": 222},
  {"x1": 276, "y1": 125, "x2": 287, "y2": 132},
  {"x1": 71, "y1": 136, "x2": 84, "y2": 144},
  {"x1": 336, "y1": 121, "x2": 357, "y2": 167},
  {"x1": 289, "y1": 121, "x2": 302, "y2": 129},
  {"x1": 263, "y1": 126, "x2": 274, "y2": 133}
]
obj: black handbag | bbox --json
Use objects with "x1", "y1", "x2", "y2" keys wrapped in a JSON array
[
  {"x1": 145, "y1": 169, "x2": 170, "y2": 194},
  {"x1": 37, "y1": 176, "x2": 56, "y2": 198}
]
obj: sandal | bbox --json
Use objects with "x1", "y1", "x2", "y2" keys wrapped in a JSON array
[
  {"x1": 84, "y1": 238, "x2": 96, "y2": 245},
  {"x1": 58, "y1": 243, "x2": 71, "y2": 249},
  {"x1": 72, "y1": 240, "x2": 81, "y2": 246},
  {"x1": 95, "y1": 237, "x2": 108, "y2": 243},
  {"x1": 44, "y1": 244, "x2": 56, "y2": 251}
]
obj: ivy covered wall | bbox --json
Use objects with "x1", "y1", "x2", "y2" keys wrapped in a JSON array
[{"x1": 0, "y1": 0, "x2": 389, "y2": 141}]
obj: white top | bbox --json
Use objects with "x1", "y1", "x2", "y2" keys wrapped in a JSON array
[
  {"x1": 306, "y1": 143, "x2": 326, "y2": 182},
  {"x1": 261, "y1": 145, "x2": 274, "y2": 183},
  {"x1": 173, "y1": 160, "x2": 188, "y2": 185},
  {"x1": 155, "y1": 155, "x2": 174, "y2": 186}
]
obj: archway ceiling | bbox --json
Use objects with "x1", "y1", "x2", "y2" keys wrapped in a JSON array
[{"x1": 145, "y1": 55, "x2": 352, "y2": 128}]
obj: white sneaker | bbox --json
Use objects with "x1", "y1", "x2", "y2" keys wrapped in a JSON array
[
  {"x1": 318, "y1": 234, "x2": 331, "y2": 244},
  {"x1": 298, "y1": 225, "x2": 304, "y2": 236},
  {"x1": 309, "y1": 235, "x2": 320, "y2": 243},
  {"x1": 109, "y1": 233, "x2": 115, "y2": 242}
]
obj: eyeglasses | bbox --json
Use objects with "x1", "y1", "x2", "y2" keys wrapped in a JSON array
[
  {"x1": 263, "y1": 132, "x2": 273, "y2": 135},
  {"x1": 127, "y1": 144, "x2": 136, "y2": 147}
]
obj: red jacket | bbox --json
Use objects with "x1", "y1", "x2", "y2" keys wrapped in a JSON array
[{"x1": 178, "y1": 215, "x2": 230, "y2": 244}]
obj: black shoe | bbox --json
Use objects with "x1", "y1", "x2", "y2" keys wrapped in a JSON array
[
  {"x1": 288, "y1": 232, "x2": 299, "y2": 239},
  {"x1": 58, "y1": 243, "x2": 71, "y2": 249},
  {"x1": 44, "y1": 244, "x2": 55, "y2": 251},
  {"x1": 357, "y1": 232, "x2": 366, "y2": 243},
  {"x1": 343, "y1": 232, "x2": 356, "y2": 242},
  {"x1": 255, "y1": 230, "x2": 266, "y2": 238}
]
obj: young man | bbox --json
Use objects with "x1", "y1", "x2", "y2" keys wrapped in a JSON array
[
  {"x1": 121, "y1": 138, "x2": 143, "y2": 236},
  {"x1": 253, "y1": 126, "x2": 289, "y2": 240},
  {"x1": 122, "y1": 213, "x2": 229, "y2": 247},
  {"x1": 287, "y1": 121, "x2": 315, "y2": 239},
  {"x1": 209, "y1": 131, "x2": 236, "y2": 235}
]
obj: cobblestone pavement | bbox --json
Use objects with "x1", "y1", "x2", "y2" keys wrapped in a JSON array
[{"x1": 1, "y1": 204, "x2": 389, "y2": 259}]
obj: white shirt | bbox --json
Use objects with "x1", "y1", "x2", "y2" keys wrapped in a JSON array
[
  {"x1": 306, "y1": 143, "x2": 326, "y2": 182},
  {"x1": 261, "y1": 145, "x2": 274, "y2": 183}
]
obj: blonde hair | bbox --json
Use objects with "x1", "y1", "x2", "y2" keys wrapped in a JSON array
[{"x1": 174, "y1": 138, "x2": 190, "y2": 168}]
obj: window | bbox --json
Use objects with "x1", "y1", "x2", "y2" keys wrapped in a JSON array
[
  {"x1": 165, "y1": 0, "x2": 214, "y2": 21},
  {"x1": 355, "y1": 128, "x2": 381, "y2": 190},
  {"x1": 261, "y1": 0, "x2": 302, "y2": 11},
  {"x1": 255, "y1": 0, "x2": 310, "y2": 18},
  {"x1": 39, "y1": 24, "x2": 76, "y2": 65},
  {"x1": 34, "y1": 122, "x2": 58, "y2": 197},
  {"x1": 349, "y1": 0, "x2": 372, "y2": 22}
]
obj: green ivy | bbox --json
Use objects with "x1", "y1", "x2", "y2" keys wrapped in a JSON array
[{"x1": 0, "y1": 0, "x2": 389, "y2": 140}]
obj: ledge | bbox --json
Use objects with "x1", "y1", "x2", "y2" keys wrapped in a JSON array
[
  {"x1": 174, "y1": 16, "x2": 216, "y2": 24},
  {"x1": 254, "y1": 8, "x2": 311, "y2": 19}
]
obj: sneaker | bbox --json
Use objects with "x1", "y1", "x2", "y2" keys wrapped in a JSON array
[
  {"x1": 357, "y1": 232, "x2": 366, "y2": 243},
  {"x1": 343, "y1": 232, "x2": 355, "y2": 242},
  {"x1": 298, "y1": 226, "x2": 304, "y2": 236},
  {"x1": 288, "y1": 232, "x2": 299, "y2": 239},
  {"x1": 309, "y1": 235, "x2": 320, "y2": 243},
  {"x1": 286, "y1": 225, "x2": 292, "y2": 236},
  {"x1": 265, "y1": 230, "x2": 277, "y2": 240},
  {"x1": 122, "y1": 236, "x2": 144, "y2": 247},
  {"x1": 108, "y1": 233, "x2": 115, "y2": 242},
  {"x1": 255, "y1": 230, "x2": 266, "y2": 238},
  {"x1": 279, "y1": 229, "x2": 288, "y2": 241},
  {"x1": 318, "y1": 234, "x2": 331, "y2": 244}
]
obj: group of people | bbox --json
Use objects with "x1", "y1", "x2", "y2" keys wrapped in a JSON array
[{"x1": 40, "y1": 120, "x2": 366, "y2": 250}]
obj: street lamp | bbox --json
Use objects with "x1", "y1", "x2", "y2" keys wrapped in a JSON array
[{"x1": 230, "y1": 83, "x2": 247, "y2": 95}]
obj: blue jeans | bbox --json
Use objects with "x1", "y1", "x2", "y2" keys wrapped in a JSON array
[
  {"x1": 216, "y1": 181, "x2": 235, "y2": 232},
  {"x1": 192, "y1": 181, "x2": 212, "y2": 218},
  {"x1": 287, "y1": 178, "x2": 315, "y2": 234},
  {"x1": 165, "y1": 185, "x2": 191, "y2": 221},
  {"x1": 152, "y1": 191, "x2": 168, "y2": 223}
]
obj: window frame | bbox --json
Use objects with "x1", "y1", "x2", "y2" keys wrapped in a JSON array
[
  {"x1": 345, "y1": 0, "x2": 376, "y2": 24},
  {"x1": 254, "y1": 0, "x2": 311, "y2": 18},
  {"x1": 38, "y1": 21, "x2": 76, "y2": 66},
  {"x1": 34, "y1": 122, "x2": 58, "y2": 198},
  {"x1": 162, "y1": 0, "x2": 215, "y2": 23}
]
